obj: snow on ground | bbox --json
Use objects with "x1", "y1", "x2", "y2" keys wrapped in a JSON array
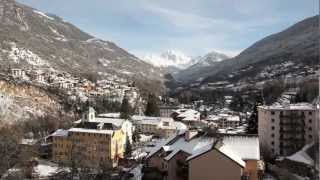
[
  {"x1": 8, "y1": 42, "x2": 48, "y2": 66},
  {"x1": 34, "y1": 164, "x2": 58, "y2": 178},
  {"x1": 130, "y1": 164, "x2": 143, "y2": 180},
  {"x1": 286, "y1": 143, "x2": 314, "y2": 166},
  {"x1": 98, "y1": 58, "x2": 111, "y2": 67},
  {"x1": 33, "y1": 10, "x2": 54, "y2": 20},
  {"x1": 49, "y1": 26, "x2": 68, "y2": 42},
  {"x1": 120, "y1": 70, "x2": 134, "y2": 75}
]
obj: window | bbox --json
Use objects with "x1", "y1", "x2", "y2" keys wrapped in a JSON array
[
  {"x1": 271, "y1": 111, "x2": 275, "y2": 115},
  {"x1": 271, "y1": 134, "x2": 274, "y2": 138},
  {"x1": 271, "y1": 119, "x2": 275, "y2": 123},
  {"x1": 309, "y1": 135, "x2": 313, "y2": 139},
  {"x1": 309, "y1": 111, "x2": 312, "y2": 115},
  {"x1": 309, "y1": 119, "x2": 312, "y2": 123},
  {"x1": 271, "y1": 126, "x2": 275, "y2": 130},
  {"x1": 280, "y1": 111, "x2": 283, "y2": 116},
  {"x1": 271, "y1": 141, "x2": 274, "y2": 145},
  {"x1": 309, "y1": 127, "x2": 312, "y2": 131}
]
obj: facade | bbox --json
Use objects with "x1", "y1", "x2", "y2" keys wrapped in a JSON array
[
  {"x1": 258, "y1": 103, "x2": 318, "y2": 156},
  {"x1": 159, "y1": 106, "x2": 179, "y2": 117},
  {"x1": 52, "y1": 108, "x2": 126, "y2": 168},
  {"x1": 147, "y1": 130, "x2": 261, "y2": 180},
  {"x1": 132, "y1": 116, "x2": 185, "y2": 138},
  {"x1": 207, "y1": 114, "x2": 241, "y2": 129},
  {"x1": 188, "y1": 149, "x2": 243, "y2": 180},
  {"x1": 11, "y1": 68, "x2": 26, "y2": 79}
]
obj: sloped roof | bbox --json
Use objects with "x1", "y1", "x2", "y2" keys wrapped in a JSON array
[{"x1": 148, "y1": 132, "x2": 259, "y2": 164}]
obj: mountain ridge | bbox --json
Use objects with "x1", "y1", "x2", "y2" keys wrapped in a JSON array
[{"x1": 0, "y1": 0, "x2": 164, "y2": 94}]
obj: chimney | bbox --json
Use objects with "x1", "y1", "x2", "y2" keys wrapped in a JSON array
[{"x1": 185, "y1": 129, "x2": 198, "y2": 141}]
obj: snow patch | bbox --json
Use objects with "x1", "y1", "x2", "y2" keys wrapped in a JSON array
[
  {"x1": 49, "y1": 26, "x2": 68, "y2": 42},
  {"x1": 8, "y1": 42, "x2": 48, "y2": 66},
  {"x1": 98, "y1": 58, "x2": 111, "y2": 67},
  {"x1": 33, "y1": 10, "x2": 54, "y2": 20}
]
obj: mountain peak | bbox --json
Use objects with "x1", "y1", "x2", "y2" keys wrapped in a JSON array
[{"x1": 141, "y1": 50, "x2": 192, "y2": 69}]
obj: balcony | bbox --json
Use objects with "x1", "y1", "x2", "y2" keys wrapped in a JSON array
[
  {"x1": 280, "y1": 122, "x2": 305, "y2": 126},
  {"x1": 280, "y1": 113, "x2": 305, "y2": 119}
]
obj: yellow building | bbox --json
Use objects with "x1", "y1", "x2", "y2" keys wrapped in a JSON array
[{"x1": 52, "y1": 108, "x2": 126, "y2": 168}]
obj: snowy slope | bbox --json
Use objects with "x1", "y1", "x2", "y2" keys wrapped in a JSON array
[
  {"x1": 141, "y1": 50, "x2": 193, "y2": 69},
  {"x1": 174, "y1": 51, "x2": 229, "y2": 81},
  {"x1": 0, "y1": 0, "x2": 164, "y2": 93}
]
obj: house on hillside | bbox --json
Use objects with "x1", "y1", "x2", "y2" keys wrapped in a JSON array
[{"x1": 11, "y1": 68, "x2": 27, "y2": 79}]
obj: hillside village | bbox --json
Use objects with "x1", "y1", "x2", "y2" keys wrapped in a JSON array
[{"x1": 1, "y1": 65, "x2": 141, "y2": 107}]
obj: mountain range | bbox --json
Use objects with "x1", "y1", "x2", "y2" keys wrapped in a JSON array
[
  {"x1": 173, "y1": 15, "x2": 319, "y2": 85},
  {"x1": 141, "y1": 50, "x2": 229, "y2": 75}
]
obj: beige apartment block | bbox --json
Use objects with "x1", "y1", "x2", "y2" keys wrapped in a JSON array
[{"x1": 258, "y1": 103, "x2": 318, "y2": 157}]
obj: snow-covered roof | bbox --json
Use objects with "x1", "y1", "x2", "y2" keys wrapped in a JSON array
[
  {"x1": 68, "y1": 128, "x2": 114, "y2": 135},
  {"x1": 173, "y1": 121, "x2": 188, "y2": 131},
  {"x1": 286, "y1": 143, "x2": 315, "y2": 166},
  {"x1": 259, "y1": 103, "x2": 315, "y2": 111},
  {"x1": 148, "y1": 132, "x2": 259, "y2": 163},
  {"x1": 98, "y1": 113, "x2": 120, "y2": 118},
  {"x1": 207, "y1": 114, "x2": 240, "y2": 122},
  {"x1": 50, "y1": 129, "x2": 68, "y2": 137},
  {"x1": 174, "y1": 109, "x2": 200, "y2": 121},
  {"x1": 92, "y1": 117, "x2": 126, "y2": 127},
  {"x1": 215, "y1": 144, "x2": 246, "y2": 167}
]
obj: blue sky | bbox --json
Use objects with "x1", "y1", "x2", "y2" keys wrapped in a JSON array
[{"x1": 18, "y1": 0, "x2": 318, "y2": 57}]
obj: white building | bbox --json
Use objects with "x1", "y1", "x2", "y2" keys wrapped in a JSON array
[
  {"x1": 207, "y1": 114, "x2": 241, "y2": 129},
  {"x1": 11, "y1": 68, "x2": 26, "y2": 79}
]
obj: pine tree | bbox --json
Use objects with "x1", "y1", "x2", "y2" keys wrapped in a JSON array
[
  {"x1": 145, "y1": 94, "x2": 160, "y2": 117},
  {"x1": 246, "y1": 95, "x2": 263, "y2": 134},
  {"x1": 120, "y1": 98, "x2": 131, "y2": 119},
  {"x1": 125, "y1": 136, "x2": 132, "y2": 159},
  {"x1": 229, "y1": 94, "x2": 244, "y2": 112}
]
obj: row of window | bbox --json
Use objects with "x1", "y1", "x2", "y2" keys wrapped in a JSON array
[
  {"x1": 70, "y1": 132, "x2": 111, "y2": 138},
  {"x1": 271, "y1": 118, "x2": 313, "y2": 123},
  {"x1": 271, "y1": 111, "x2": 313, "y2": 116},
  {"x1": 271, "y1": 135, "x2": 313, "y2": 146},
  {"x1": 271, "y1": 126, "x2": 313, "y2": 131}
]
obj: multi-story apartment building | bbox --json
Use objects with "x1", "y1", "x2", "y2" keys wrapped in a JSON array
[
  {"x1": 207, "y1": 114, "x2": 241, "y2": 129},
  {"x1": 258, "y1": 103, "x2": 318, "y2": 156},
  {"x1": 52, "y1": 108, "x2": 126, "y2": 168}
]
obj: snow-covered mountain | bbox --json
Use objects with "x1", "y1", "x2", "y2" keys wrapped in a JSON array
[
  {"x1": 174, "y1": 51, "x2": 230, "y2": 81},
  {"x1": 191, "y1": 51, "x2": 230, "y2": 68},
  {"x1": 0, "y1": 0, "x2": 164, "y2": 93},
  {"x1": 141, "y1": 50, "x2": 193, "y2": 69}
]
